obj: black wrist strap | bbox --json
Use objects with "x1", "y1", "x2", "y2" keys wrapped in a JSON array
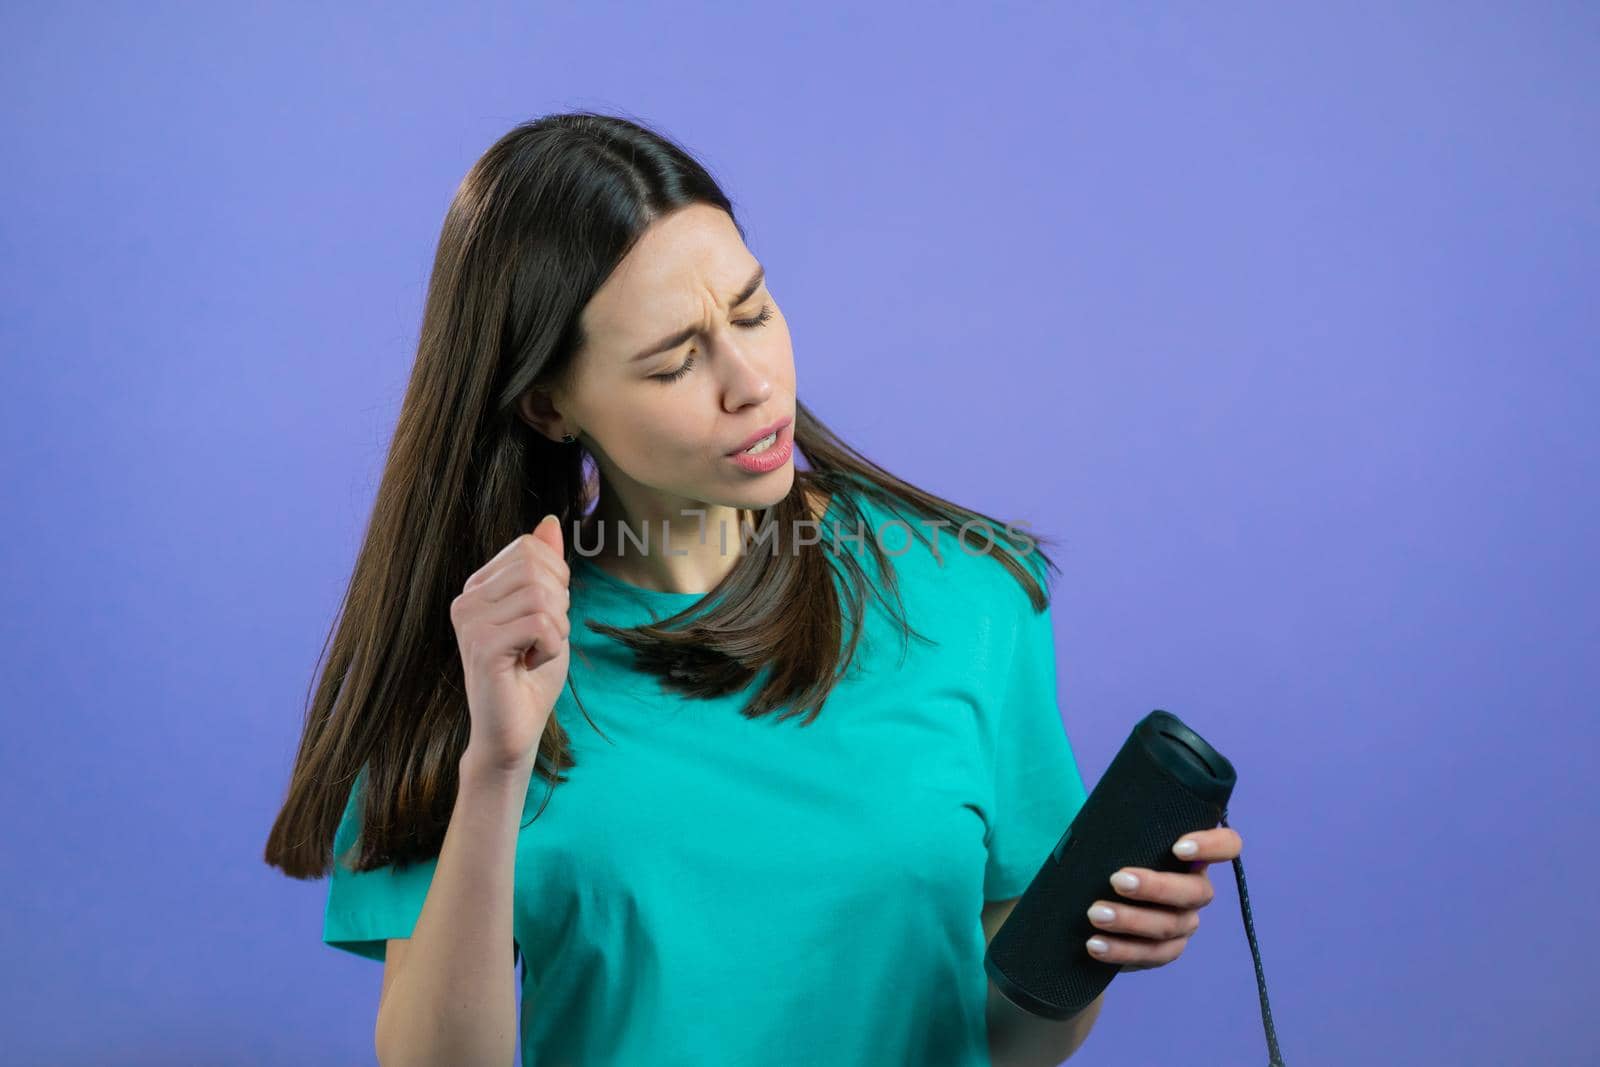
[{"x1": 1221, "y1": 810, "x2": 1287, "y2": 1066}]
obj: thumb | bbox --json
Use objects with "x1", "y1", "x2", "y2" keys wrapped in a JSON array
[{"x1": 532, "y1": 512, "x2": 564, "y2": 555}]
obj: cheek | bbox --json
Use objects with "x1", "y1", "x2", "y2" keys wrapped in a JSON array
[
  {"x1": 614, "y1": 405, "x2": 715, "y2": 467},
  {"x1": 762, "y1": 325, "x2": 797, "y2": 382}
]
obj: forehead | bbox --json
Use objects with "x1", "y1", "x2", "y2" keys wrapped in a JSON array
[{"x1": 581, "y1": 206, "x2": 756, "y2": 344}]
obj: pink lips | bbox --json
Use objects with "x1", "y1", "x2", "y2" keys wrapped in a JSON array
[
  {"x1": 727, "y1": 420, "x2": 794, "y2": 473},
  {"x1": 728, "y1": 416, "x2": 793, "y2": 456}
]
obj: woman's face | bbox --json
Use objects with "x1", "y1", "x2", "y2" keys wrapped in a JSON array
[{"x1": 528, "y1": 203, "x2": 798, "y2": 521}]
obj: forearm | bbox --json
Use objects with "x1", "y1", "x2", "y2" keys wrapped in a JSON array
[
  {"x1": 375, "y1": 752, "x2": 527, "y2": 1067},
  {"x1": 986, "y1": 978, "x2": 1103, "y2": 1067}
]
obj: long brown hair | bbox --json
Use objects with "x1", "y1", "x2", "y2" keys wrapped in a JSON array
[{"x1": 264, "y1": 109, "x2": 1058, "y2": 880}]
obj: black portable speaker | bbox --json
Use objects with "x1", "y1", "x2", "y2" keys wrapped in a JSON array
[{"x1": 984, "y1": 708, "x2": 1288, "y2": 1066}]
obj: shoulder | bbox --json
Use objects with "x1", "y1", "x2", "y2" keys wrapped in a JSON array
[{"x1": 832, "y1": 484, "x2": 1042, "y2": 623}]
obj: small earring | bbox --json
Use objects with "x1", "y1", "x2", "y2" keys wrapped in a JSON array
[{"x1": 561, "y1": 432, "x2": 576, "y2": 444}]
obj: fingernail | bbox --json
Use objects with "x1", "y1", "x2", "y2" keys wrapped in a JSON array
[
  {"x1": 1087, "y1": 937, "x2": 1110, "y2": 955},
  {"x1": 1088, "y1": 905, "x2": 1117, "y2": 923},
  {"x1": 1174, "y1": 839, "x2": 1199, "y2": 859},
  {"x1": 1111, "y1": 871, "x2": 1139, "y2": 893}
]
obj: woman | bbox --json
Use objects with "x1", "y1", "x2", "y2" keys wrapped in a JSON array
[{"x1": 264, "y1": 111, "x2": 1240, "y2": 1067}]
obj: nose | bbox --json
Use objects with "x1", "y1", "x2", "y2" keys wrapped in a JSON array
[{"x1": 717, "y1": 334, "x2": 773, "y2": 412}]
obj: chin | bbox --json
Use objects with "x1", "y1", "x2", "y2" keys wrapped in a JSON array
[{"x1": 725, "y1": 467, "x2": 797, "y2": 512}]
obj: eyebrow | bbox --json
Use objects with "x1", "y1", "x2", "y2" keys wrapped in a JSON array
[{"x1": 629, "y1": 263, "x2": 767, "y2": 363}]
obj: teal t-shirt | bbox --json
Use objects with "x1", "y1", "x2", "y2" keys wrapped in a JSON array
[{"x1": 323, "y1": 487, "x2": 1090, "y2": 1066}]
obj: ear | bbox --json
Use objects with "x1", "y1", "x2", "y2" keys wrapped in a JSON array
[{"x1": 517, "y1": 387, "x2": 568, "y2": 443}]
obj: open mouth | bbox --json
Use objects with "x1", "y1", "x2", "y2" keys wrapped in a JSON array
[
  {"x1": 727, "y1": 416, "x2": 793, "y2": 456},
  {"x1": 740, "y1": 430, "x2": 780, "y2": 455}
]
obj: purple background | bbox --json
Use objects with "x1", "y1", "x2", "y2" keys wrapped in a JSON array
[{"x1": 3, "y1": 4, "x2": 1595, "y2": 1064}]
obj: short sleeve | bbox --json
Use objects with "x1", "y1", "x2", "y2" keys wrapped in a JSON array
[
  {"x1": 322, "y1": 766, "x2": 438, "y2": 962},
  {"x1": 981, "y1": 569, "x2": 1090, "y2": 901}
]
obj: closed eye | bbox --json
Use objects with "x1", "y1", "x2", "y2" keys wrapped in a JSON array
[{"x1": 651, "y1": 304, "x2": 775, "y2": 383}]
